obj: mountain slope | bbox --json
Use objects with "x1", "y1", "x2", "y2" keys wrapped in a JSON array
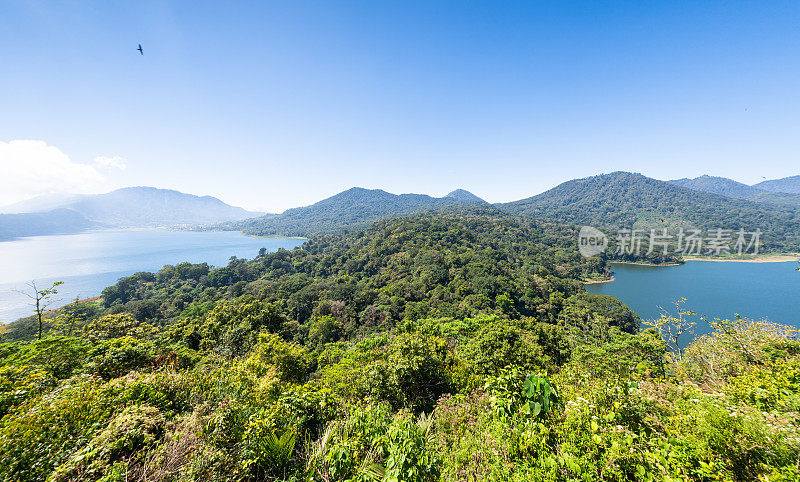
[
  {"x1": 498, "y1": 172, "x2": 800, "y2": 251},
  {"x1": 0, "y1": 209, "x2": 98, "y2": 241},
  {"x1": 668, "y1": 175, "x2": 765, "y2": 198},
  {"x1": 753, "y1": 175, "x2": 800, "y2": 194},
  {"x1": 224, "y1": 187, "x2": 487, "y2": 236}
]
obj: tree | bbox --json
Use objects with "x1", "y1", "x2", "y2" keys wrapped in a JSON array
[
  {"x1": 54, "y1": 296, "x2": 83, "y2": 336},
  {"x1": 16, "y1": 281, "x2": 64, "y2": 340},
  {"x1": 643, "y1": 298, "x2": 697, "y2": 361}
]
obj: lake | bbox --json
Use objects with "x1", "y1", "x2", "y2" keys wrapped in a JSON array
[
  {"x1": 0, "y1": 230, "x2": 305, "y2": 323},
  {"x1": 586, "y1": 260, "x2": 800, "y2": 337}
]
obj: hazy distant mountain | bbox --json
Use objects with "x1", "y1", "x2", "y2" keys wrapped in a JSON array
[
  {"x1": 62, "y1": 187, "x2": 263, "y2": 227},
  {"x1": 0, "y1": 193, "x2": 85, "y2": 214},
  {"x1": 753, "y1": 175, "x2": 800, "y2": 194},
  {"x1": 0, "y1": 209, "x2": 98, "y2": 241},
  {"x1": 668, "y1": 175, "x2": 765, "y2": 198},
  {"x1": 0, "y1": 187, "x2": 263, "y2": 240},
  {"x1": 225, "y1": 187, "x2": 486, "y2": 236},
  {"x1": 668, "y1": 174, "x2": 800, "y2": 208},
  {"x1": 497, "y1": 171, "x2": 800, "y2": 251},
  {"x1": 1, "y1": 187, "x2": 262, "y2": 229}
]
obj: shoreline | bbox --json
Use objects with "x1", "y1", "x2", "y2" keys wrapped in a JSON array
[
  {"x1": 608, "y1": 261, "x2": 683, "y2": 267},
  {"x1": 683, "y1": 253, "x2": 800, "y2": 263},
  {"x1": 583, "y1": 276, "x2": 615, "y2": 284},
  {"x1": 240, "y1": 232, "x2": 308, "y2": 240}
]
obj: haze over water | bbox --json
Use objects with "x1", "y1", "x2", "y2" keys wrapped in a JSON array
[{"x1": 0, "y1": 230, "x2": 305, "y2": 323}]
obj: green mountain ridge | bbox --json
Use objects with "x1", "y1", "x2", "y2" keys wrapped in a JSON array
[
  {"x1": 753, "y1": 174, "x2": 800, "y2": 194},
  {"x1": 220, "y1": 172, "x2": 800, "y2": 252},
  {"x1": 498, "y1": 171, "x2": 800, "y2": 252},
  {"x1": 668, "y1": 174, "x2": 766, "y2": 198},
  {"x1": 5, "y1": 174, "x2": 800, "y2": 251},
  {"x1": 222, "y1": 187, "x2": 488, "y2": 237},
  {"x1": 669, "y1": 174, "x2": 800, "y2": 208}
]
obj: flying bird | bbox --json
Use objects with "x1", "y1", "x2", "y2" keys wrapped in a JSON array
[{"x1": 137, "y1": 44, "x2": 143, "y2": 55}]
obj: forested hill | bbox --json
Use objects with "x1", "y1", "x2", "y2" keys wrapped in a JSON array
[
  {"x1": 221, "y1": 187, "x2": 487, "y2": 236},
  {"x1": 498, "y1": 171, "x2": 800, "y2": 252}
]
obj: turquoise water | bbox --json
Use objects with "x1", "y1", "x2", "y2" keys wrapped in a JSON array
[
  {"x1": 586, "y1": 261, "x2": 800, "y2": 336},
  {"x1": 0, "y1": 230, "x2": 305, "y2": 323}
]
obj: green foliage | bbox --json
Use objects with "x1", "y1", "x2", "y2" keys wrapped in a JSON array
[
  {"x1": 81, "y1": 312, "x2": 142, "y2": 340},
  {"x1": 245, "y1": 332, "x2": 311, "y2": 383},
  {"x1": 384, "y1": 411, "x2": 441, "y2": 482},
  {"x1": 306, "y1": 403, "x2": 391, "y2": 480},
  {"x1": 521, "y1": 374, "x2": 560, "y2": 418},
  {"x1": 0, "y1": 365, "x2": 56, "y2": 419},
  {"x1": 571, "y1": 328, "x2": 667, "y2": 380},
  {"x1": 1, "y1": 336, "x2": 89, "y2": 379},
  {"x1": 561, "y1": 291, "x2": 641, "y2": 334},
  {"x1": 307, "y1": 314, "x2": 342, "y2": 349},
  {"x1": 318, "y1": 332, "x2": 452, "y2": 412},
  {"x1": 457, "y1": 323, "x2": 548, "y2": 388},
  {"x1": 50, "y1": 404, "x2": 165, "y2": 481},
  {"x1": 242, "y1": 429, "x2": 297, "y2": 479},
  {"x1": 87, "y1": 336, "x2": 156, "y2": 380}
]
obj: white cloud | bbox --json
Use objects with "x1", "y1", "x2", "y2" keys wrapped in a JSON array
[
  {"x1": 0, "y1": 140, "x2": 116, "y2": 206},
  {"x1": 94, "y1": 155, "x2": 126, "y2": 170}
]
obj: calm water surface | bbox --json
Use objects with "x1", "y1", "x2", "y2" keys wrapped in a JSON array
[
  {"x1": 586, "y1": 261, "x2": 800, "y2": 336},
  {"x1": 0, "y1": 230, "x2": 305, "y2": 322}
]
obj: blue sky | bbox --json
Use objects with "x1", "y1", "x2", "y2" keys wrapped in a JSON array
[{"x1": 1, "y1": 1, "x2": 799, "y2": 212}]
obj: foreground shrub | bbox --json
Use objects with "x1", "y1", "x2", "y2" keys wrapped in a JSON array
[{"x1": 51, "y1": 404, "x2": 165, "y2": 481}]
